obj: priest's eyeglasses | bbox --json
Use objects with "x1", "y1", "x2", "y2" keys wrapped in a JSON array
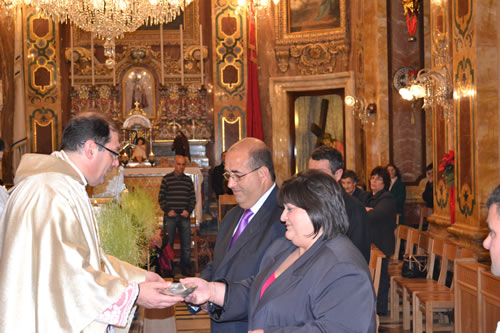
[
  {"x1": 95, "y1": 142, "x2": 120, "y2": 160},
  {"x1": 223, "y1": 166, "x2": 261, "y2": 182}
]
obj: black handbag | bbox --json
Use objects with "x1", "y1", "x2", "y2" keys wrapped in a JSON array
[{"x1": 402, "y1": 254, "x2": 428, "y2": 278}]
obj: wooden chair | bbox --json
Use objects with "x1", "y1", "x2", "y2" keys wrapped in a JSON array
[
  {"x1": 405, "y1": 241, "x2": 472, "y2": 332},
  {"x1": 454, "y1": 260, "x2": 486, "y2": 333},
  {"x1": 418, "y1": 205, "x2": 428, "y2": 231},
  {"x1": 389, "y1": 228, "x2": 428, "y2": 322},
  {"x1": 218, "y1": 194, "x2": 237, "y2": 226},
  {"x1": 370, "y1": 244, "x2": 386, "y2": 332},
  {"x1": 479, "y1": 269, "x2": 500, "y2": 333},
  {"x1": 412, "y1": 256, "x2": 476, "y2": 333}
]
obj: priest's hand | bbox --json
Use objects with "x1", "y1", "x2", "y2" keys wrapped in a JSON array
[
  {"x1": 137, "y1": 280, "x2": 184, "y2": 309},
  {"x1": 145, "y1": 271, "x2": 164, "y2": 283}
]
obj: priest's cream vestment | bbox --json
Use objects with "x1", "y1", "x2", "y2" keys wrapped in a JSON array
[{"x1": 0, "y1": 151, "x2": 146, "y2": 332}]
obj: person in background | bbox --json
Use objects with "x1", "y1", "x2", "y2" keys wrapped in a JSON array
[
  {"x1": 158, "y1": 154, "x2": 196, "y2": 276},
  {"x1": 308, "y1": 146, "x2": 370, "y2": 262},
  {"x1": 387, "y1": 163, "x2": 406, "y2": 225},
  {"x1": 0, "y1": 138, "x2": 7, "y2": 216},
  {"x1": 0, "y1": 112, "x2": 182, "y2": 332},
  {"x1": 212, "y1": 151, "x2": 232, "y2": 197},
  {"x1": 364, "y1": 166, "x2": 397, "y2": 316},
  {"x1": 198, "y1": 137, "x2": 285, "y2": 332},
  {"x1": 422, "y1": 163, "x2": 434, "y2": 209},
  {"x1": 483, "y1": 185, "x2": 500, "y2": 333},
  {"x1": 342, "y1": 169, "x2": 369, "y2": 203},
  {"x1": 183, "y1": 170, "x2": 376, "y2": 333}
]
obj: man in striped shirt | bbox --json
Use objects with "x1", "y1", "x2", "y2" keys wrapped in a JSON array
[{"x1": 159, "y1": 154, "x2": 196, "y2": 276}]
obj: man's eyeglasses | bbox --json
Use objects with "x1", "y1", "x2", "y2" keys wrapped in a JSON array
[
  {"x1": 95, "y1": 142, "x2": 120, "y2": 160},
  {"x1": 223, "y1": 166, "x2": 261, "y2": 182}
]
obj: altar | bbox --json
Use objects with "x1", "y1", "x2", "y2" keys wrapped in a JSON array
[{"x1": 123, "y1": 166, "x2": 204, "y2": 223}]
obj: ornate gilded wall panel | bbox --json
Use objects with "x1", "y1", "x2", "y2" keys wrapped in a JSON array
[
  {"x1": 24, "y1": 9, "x2": 61, "y2": 153},
  {"x1": 213, "y1": 0, "x2": 246, "y2": 159}
]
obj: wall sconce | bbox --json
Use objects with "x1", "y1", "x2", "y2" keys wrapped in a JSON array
[
  {"x1": 398, "y1": 67, "x2": 453, "y2": 119},
  {"x1": 344, "y1": 95, "x2": 377, "y2": 126}
]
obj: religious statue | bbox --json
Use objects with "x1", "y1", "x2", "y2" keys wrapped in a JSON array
[{"x1": 131, "y1": 137, "x2": 147, "y2": 163}]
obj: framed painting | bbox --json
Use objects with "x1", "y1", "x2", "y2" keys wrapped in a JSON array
[
  {"x1": 276, "y1": 0, "x2": 347, "y2": 44},
  {"x1": 122, "y1": 67, "x2": 157, "y2": 119}
]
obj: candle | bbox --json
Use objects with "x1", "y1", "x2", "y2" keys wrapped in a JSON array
[
  {"x1": 160, "y1": 24, "x2": 164, "y2": 86},
  {"x1": 91, "y1": 33, "x2": 95, "y2": 86},
  {"x1": 112, "y1": 64, "x2": 116, "y2": 86},
  {"x1": 199, "y1": 24, "x2": 203, "y2": 86},
  {"x1": 180, "y1": 24, "x2": 184, "y2": 86},
  {"x1": 70, "y1": 24, "x2": 74, "y2": 87}
]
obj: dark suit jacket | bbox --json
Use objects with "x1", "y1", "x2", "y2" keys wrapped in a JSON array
[
  {"x1": 219, "y1": 236, "x2": 376, "y2": 332},
  {"x1": 390, "y1": 178, "x2": 406, "y2": 214},
  {"x1": 343, "y1": 190, "x2": 370, "y2": 262},
  {"x1": 200, "y1": 185, "x2": 285, "y2": 332},
  {"x1": 365, "y1": 190, "x2": 397, "y2": 256}
]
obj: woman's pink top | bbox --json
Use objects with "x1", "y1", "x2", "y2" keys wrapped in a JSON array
[{"x1": 260, "y1": 272, "x2": 276, "y2": 299}]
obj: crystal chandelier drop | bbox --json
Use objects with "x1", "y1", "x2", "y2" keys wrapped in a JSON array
[{"x1": 236, "y1": 0, "x2": 279, "y2": 12}]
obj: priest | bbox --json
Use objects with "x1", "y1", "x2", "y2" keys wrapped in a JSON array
[{"x1": 0, "y1": 112, "x2": 183, "y2": 332}]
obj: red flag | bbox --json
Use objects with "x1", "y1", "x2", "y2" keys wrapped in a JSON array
[{"x1": 246, "y1": 1, "x2": 264, "y2": 140}]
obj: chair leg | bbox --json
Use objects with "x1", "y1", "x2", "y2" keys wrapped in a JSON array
[
  {"x1": 425, "y1": 302, "x2": 433, "y2": 333},
  {"x1": 403, "y1": 288, "x2": 411, "y2": 330},
  {"x1": 390, "y1": 279, "x2": 398, "y2": 321},
  {"x1": 414, "y1": 295, "x2": 423, "y2": 333}
]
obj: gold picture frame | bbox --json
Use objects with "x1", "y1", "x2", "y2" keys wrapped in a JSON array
[{"x1": 276, "y1": 0, "x2": 347, "y2": 45}]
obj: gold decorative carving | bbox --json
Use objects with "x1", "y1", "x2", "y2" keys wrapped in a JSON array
[
  {"x1": 275, "y1": 46, "x2": 290, "y2": 73},
  {"x1": 289, "y1": 42, "x2": 348, "y2": 75}
]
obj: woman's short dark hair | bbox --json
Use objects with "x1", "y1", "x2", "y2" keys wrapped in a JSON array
[
  {"x1": 386, "y1": 163, "x2": 401, "y2": 179},
  {"x1": 342, "y1": 169, "x2": 359, "y2": 183},
  {"x1": 279, "y1": 169, "x2": 349, "y2": 240},
  {"x1": 371, "y1": 166, "x2": 391, "y2": 191},
  {"x1": 61, "y1": 112, "x2": 119, "y2": 152}
]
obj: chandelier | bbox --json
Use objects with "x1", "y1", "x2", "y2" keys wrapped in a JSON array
[
  {"x1": 398, "y1": 67, "x2": 452, "y2": 119},
  {"x1": 344, "y1": 96, "x2": 377, "y2": 127},
  {"x1": 236, "y1": 0, "x2": 279, "y2": 12},
  {"x1": 1, "y1": 0, "x2": 192, "y2": 67}
]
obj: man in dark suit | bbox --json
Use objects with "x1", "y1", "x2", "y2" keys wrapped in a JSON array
[
  {"x1": 308, "y1": 145, "x2": 370, "y2": 262},
  {"x1": 199, "y1": 137, "x2": 285, "y2": 332}
]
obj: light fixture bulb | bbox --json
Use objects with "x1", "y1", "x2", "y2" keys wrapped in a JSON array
[
  {"x1": 410, "y1": 84, "x2": 426, "y2": 99},
  {"x1": 399, "y1": 87, "x2": 414, "y2": 101},
  {"x1": 344, "y1": 96, "x2": 356, "y2": 107}
]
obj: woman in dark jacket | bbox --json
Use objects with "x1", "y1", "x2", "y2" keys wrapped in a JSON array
[
  {"x1": 387, "y1": 163, "x2": 406, "y2": 224},
  {"x1": 364, "y1": 166, "x2": 397, "y2": 316}
]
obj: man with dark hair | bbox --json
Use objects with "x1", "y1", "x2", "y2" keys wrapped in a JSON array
[
  {"x1": 0, "y1": 112, "x2": 182, "y2": 332},
  {"x1": 159, "y1": 154, "x2": 196, "y2": 276},
  {"x1": 212, "y1": 151, "x2": 232, "y2": 196},
  {"x1": 342, "y1": 169, "x2": 368, "y2": 202},
  {"x1": 484, "y1": 186, "x2": 500, "y2": 277},
  {"x1": 484, "y1": 186, "x2": 500, "y2": 333},
  {"x1": 308, "y1": 145, "x2": 370, "y2": 262},
  {"x1": 199, "y1": 137, "x2": 285, "y2": 332}
]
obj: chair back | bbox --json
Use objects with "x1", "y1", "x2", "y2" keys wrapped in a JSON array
[
  {"x1": 218, "y1": 194, "x2": 237, "y2": 225},
  {"x1": 393, "y1": 225, "x2": 412, "y2": 261},
  {"x1": 369, "y1": 244, "x2": 386, "y2": 297}
]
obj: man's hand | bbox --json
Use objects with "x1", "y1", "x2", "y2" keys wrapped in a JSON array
[
  {"x1": 168, "y1": 210, "x2": 177, "y2": 217},
  {"x1": 181, "y1": 277, "x2": 212, "y2": 305},
  {"x1": 249, "y1": 330, "x2": 264, "y2": 333},
  {"x1": 181, "y1": 210, "x2": 189, "y2": 218},
  {"x1": 137, "y1": 280, "x2": 184, "y2": 309},
  {"x1": 145, "y1": 271, "x2": 165, "y2": 283}
]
